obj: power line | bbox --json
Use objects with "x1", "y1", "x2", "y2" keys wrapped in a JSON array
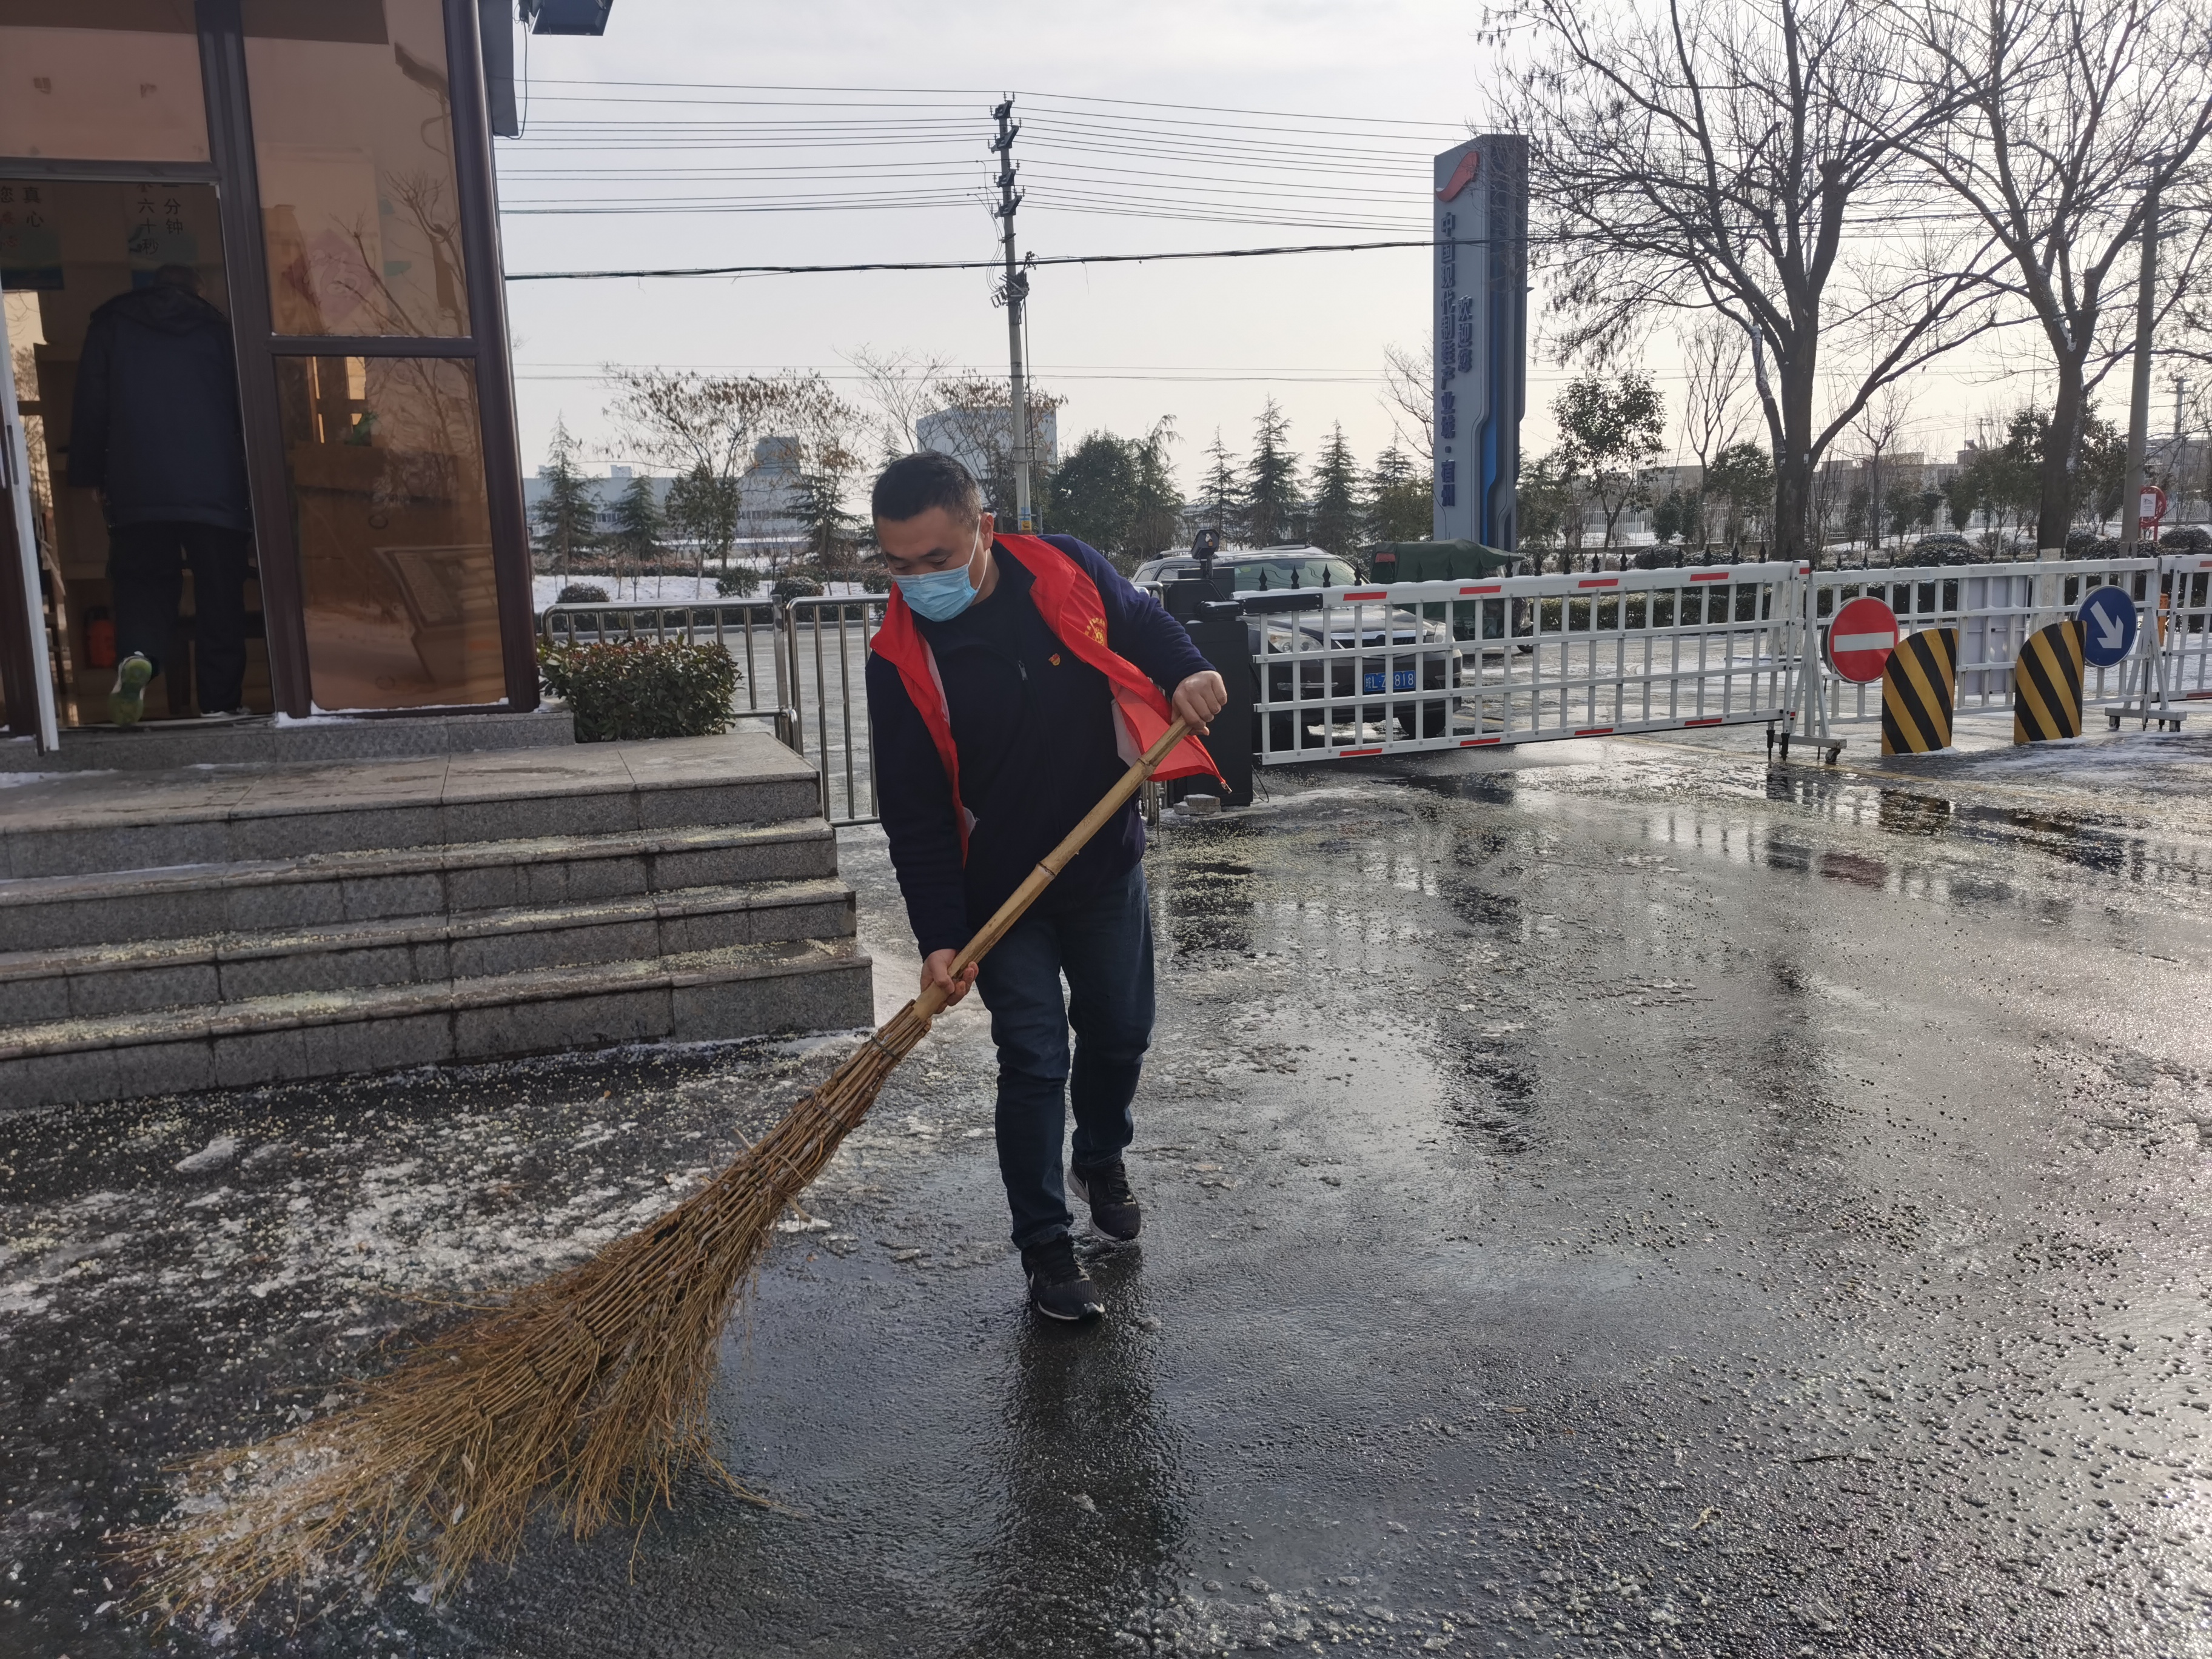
[
  {"x1": 503, "y1": 237, "x2": 1461, "y2": 281},
  {"x1": 511, "y1": 78, "x2": 1475, "y2": 134}
]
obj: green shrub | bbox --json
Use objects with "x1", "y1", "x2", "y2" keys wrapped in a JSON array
[
  {"x1": 554, "y1": 581, "x2": 610, "y2": 604},
  {"x1": 772, "y1": 573, "x2": 825, "y2": 602},
  {"x1": 715, "y1": 566, "x2": 762, "y2": 597},
  {"x1": 538, "y1": 640, "x2": 739, "y2": 742},
  {"x1": 860, "y1": 568, "x2": 892, "y2": 594}
]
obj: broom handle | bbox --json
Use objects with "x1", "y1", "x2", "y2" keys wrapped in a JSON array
[{"x1": 912, "y1": 716, "x2": 1195, "y2": 1021}]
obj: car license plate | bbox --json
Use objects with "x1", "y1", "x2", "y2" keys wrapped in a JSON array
[{"x1": 1362, "y1": 668, "x2": 1419, "y2": 693}]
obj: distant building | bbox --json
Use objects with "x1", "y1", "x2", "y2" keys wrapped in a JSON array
[
  {"x1": 735, "y1": 435, "x2": 806, "y2": 545},
  {"x1": 917, "y1": 405, "x2": 1060, "y2": 483},
  {"x1": 523, "y1": 465, "x2": 673, "y2": 537},
  {"x1": 520, "y1": 437, "x2": 812, "y2": 551}
]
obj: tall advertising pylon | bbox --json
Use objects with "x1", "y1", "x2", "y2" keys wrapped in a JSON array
[{"x1": 1432, "y1": 135, "x2": 1528, "y2": 552}]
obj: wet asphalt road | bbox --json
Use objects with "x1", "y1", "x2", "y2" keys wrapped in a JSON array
[{"x1": 4, "y1": 720, "x2": 2211, "y2": 1659}]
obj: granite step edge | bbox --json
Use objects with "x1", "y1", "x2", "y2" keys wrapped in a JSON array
[
  {"x1": 0, "y1": 938, "x2": 871, "y2": 1061},
  {"x1": 0, "y1": 819, "x2": 834, "y2": 908},
  {"x1": 0, "y1": 877, "x2": 857, "y2": 985}
]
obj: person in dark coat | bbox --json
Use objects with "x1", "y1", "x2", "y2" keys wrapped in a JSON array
[
  {"x1": 69, "y1": 263, "x2": 254, "y2": 724},
  {"x1": 865, "y1": 451, "x2": 1227, "y2": 1323}
]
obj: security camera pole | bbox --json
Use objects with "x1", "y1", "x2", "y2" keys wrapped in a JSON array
[{"x1": 991, "y1": 96, "x2": 1034, "y2": 534}]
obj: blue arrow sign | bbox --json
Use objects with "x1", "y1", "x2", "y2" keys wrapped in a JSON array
[{"x1": 2077, "y1": 585, "x2": 2138, "y2": 668}]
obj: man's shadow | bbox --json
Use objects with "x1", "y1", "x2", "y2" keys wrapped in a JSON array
[{"x1": 953, "y1": 1246, "x2": 1189, "y2": 1657}]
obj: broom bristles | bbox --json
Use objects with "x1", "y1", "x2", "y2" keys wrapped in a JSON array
[{"x1": 129, "y1": 1000, "x2": 933, "y2": 1620}]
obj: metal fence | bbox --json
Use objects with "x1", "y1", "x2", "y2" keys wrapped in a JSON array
[
  {"x1": 1798, "y1": 554, "x2": 2212, "y2": 727},
  {"x1": 1251, "y1": 563, "x2": 1802, "y2": 764},
  {"x1": 538, "y1": 598, "x2": 793, "y2": 743},
  {"x1": 2157, "y1": 551, "x2": 2212, "y2": 709},
  {"x1": 780, "y1": 595, "x2": 886, "y2": 826},
  {"x1": 537, "y1": 552, "x2": 2212, "y2": 832},
  {"x1": 1805, "y1": 558, "x2": 2156, "y2": 720}
]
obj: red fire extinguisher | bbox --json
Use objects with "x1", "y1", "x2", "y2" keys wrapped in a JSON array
[{"x1": 85, "y1": 607, "x2": 117, "y2": 669}]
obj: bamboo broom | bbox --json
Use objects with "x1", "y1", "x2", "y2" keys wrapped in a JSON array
[{"x1": 132, "y1": 717, "x2": 1200, "y2": 1621}]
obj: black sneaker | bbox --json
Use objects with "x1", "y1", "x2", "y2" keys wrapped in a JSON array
[
  {"x1": 1021, "y1": 1236, "x2": 1105, "y2": 1322},
  {"x1": 1068, "y1": 1157, "x2": 1142, "y2": 1242}
]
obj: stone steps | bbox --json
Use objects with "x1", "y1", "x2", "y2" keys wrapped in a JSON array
[
  {"x1": 0, "y1": 877, "x2": 855, "y2": 1022},
  {"x1": 0, "y1": 938, "x2": 871, "y2": 1110},
  {"x1": 0, "y1": 819, "x2": 836, "y2": 953},
  {"x1": 0, "y1": 739, "x2": 822, "y2": 879},
  {"x1": 0, "y1": 726, "x2": 874, "y2": 1117}
]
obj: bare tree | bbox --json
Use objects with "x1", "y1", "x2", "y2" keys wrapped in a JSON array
[
  {"x1": 1891, "y1": 0, "x2": 2212, "y2": 552},
  {"x1": 605, "y1": 369, "x2": 854, "y2": 572},
  {"x1": 1680, "y1": 320, "x2": 1749, "y2": 470},
  {"x1": 924, "y1": 377, "x2": 1067, "y2": 525},
  {"x1": 843, "y1": 344, "x2": 956, "y2": 461},
  {"x1": 1680, "y1": 318, "x2": 1749, "y2": 552},
  {"x1": 1851, "y1": 380, "x2": 1915, "y2": 560},
  {"x1": 1379, "y1": 341, "x2": 1435, "y2": 461},
  {"x1": 1498, "y1": 0, "x2": 1999, "y2": 566}
]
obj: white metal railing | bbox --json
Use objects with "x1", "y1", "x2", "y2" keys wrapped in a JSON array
[
  {"x1": 1794, "y1": 554, "x2": 2212, "y2": 730},
  {"x1": 1252, "y1": 564, "x2": 1802, "y2": 763},
  {"x1": 2157, "y1": 551, "x2": 2212, "y2": 708},
  {"x1": 779, "y1": 594, "x2": 886, "y2": 826},
  {"x1": 1804, "y1": 559, "x2": 2156, "y2": 720},
  {"x1": 538, "y1": 554, "x2": 2212, "y2": 825},
  {"x1": 538, "y1": 597, "x2": 793, "y2": 740}
]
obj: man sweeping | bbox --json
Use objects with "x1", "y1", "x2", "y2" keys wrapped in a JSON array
[{"x1": 866, "y1": 451, "x2": 1226, "y2": 1322}]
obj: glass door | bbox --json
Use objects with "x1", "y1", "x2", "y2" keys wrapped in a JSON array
[{"x1": 1, "y1": 284, "x2": 59, "y2": 746}]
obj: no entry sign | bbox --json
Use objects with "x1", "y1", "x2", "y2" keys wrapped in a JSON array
[{"x1": 1826, "y1": 595, "x2": 1900, "y2": 683}]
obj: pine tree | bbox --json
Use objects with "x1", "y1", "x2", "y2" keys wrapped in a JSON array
[
  {"x1": 1045, "y1": 433, "x2": 1140, "y2": 555},
  {"x1": 532, "y1": 418, "x2": 600, "y2": 582},
  {"x1": 1130, "y1": 417, "x2": 1184, "y2": 557},
  {"x1": 1198, "y1": 428, "x2": 1242, "y2": 543},
  {"x1": 1364, "y1": 444, "x2": 1432, "y2": 545},
  {"x1": 666, "y1": 460, "x2": 740, "y2": 580},
  {"x1": 1244, "y1": 397, "x2": 1301, "y2": 546},
  {"x1": 608, "y1": 472, "x2": 664, "y2": 598},
  {"x1": 793, "y1": 468, "x2": 860, "y2": 568},
  {"x1": 1307, "y1": 423, "x2": 1362, "y2": 557}
]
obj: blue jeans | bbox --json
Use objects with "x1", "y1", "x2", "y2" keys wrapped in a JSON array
[{"x1": 976, "y1": 860, "x2": 1155, "y2": 1250}]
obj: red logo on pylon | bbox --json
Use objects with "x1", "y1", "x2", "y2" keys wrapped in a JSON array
[{"x1": 1436, "y1": 151, "x2": 1481, "y2": 202}]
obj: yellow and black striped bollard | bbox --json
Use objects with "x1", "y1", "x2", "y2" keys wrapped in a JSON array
[
  {"x1": 1881, "y1": 626, "x2": 1958, "y2": 755},
  {"x1": 2013, "y1": 619, "x2": 2085, "y2": 744}
]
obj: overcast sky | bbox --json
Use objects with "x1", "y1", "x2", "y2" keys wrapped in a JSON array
[{"x1": 494, "y1": 0, "x2": 2075, "y2": 493}]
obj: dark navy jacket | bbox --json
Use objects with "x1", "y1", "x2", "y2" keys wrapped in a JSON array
[
  {"x1": 865, "y1": 534, "x2": 1213, "y2": 958},
  {"x1": 68, "y1": 284, "x2": 252, "y2": 531}
]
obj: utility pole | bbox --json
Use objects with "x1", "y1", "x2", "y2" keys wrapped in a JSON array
[
  {"x1": 2122, "y1": 161, "x2": 2160, "y2": 552},
  {"x1": 2175, "y1": 374, "x2": 2192, "y2": 522},
  {"x1": 990, "y1": 96, "x2": 1034, "y2": 534}
]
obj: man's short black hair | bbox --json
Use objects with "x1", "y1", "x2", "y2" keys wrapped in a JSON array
[{"x1": 873, "y1": 450, "x2": 983, "y2": 525}]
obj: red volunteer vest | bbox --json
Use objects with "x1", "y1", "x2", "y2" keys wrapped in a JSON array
[{"x1": 871, "y1": 533, "x2": 1219, "y2": 859}]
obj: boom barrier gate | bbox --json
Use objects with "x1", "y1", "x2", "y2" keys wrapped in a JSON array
[{"x1": 1248, "y1": 563, "x2": 1803, "y2": 764}]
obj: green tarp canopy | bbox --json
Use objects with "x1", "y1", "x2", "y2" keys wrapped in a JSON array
[{"x1": 1363, "y1": 540, "x2": 1518, "y2": 582}]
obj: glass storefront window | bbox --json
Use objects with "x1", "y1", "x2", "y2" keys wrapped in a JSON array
[
  {"x1": 4, "y1": 179, "x2": 255, "y2": 723},
  {"x1": 243, "y1": 0, "x2": 469, "y2": 338},
  {"x1": 280, "y1": 354, "x2": 504, "y2": 708},
  {"x1": 0, "y1": 0, "x2": 209, "y2": 164}
]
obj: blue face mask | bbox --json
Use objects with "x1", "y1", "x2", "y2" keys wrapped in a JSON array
[{"x1": 896, "y1": 555, "x2": 980, "y2": 620}]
